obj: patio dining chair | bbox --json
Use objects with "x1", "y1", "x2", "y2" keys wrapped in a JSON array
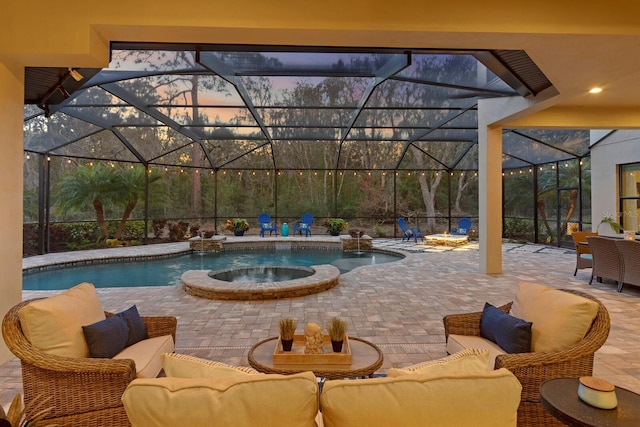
[
  {"x1": 397, "y1": 217, "x2": 424, "y2": 242},
  {"x1": 293, "y1": 213, "x2": 313, "y2": 237},
  {"x1": 587, "y1": 236, "x2": 624, "y2": 291},
  {"x1": 614, "y1": 239, "x2": 640, "y2": 292},
  {"x1": 571, "y1": 231, "x2": 597, "y2": 276},
  {"x1": 258, "y1": 213, "x2": 278, "y2": 237}
]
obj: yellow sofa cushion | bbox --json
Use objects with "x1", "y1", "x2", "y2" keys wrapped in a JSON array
[
  {"x1": 387, "y1": 348, "x2": 489, "y2": 377},
  {"x1": 114, "y1": 335, "x2": 175, "y2": 378},
  {"x1": 510, "y1": 281, "x2": 599, "y2": 352},
  {"x1": 122, "y1": 371, "x2": 319, "y2": 427},
  {"x1": 161, "y1": 352, "x2": 258, "y2": 378},
  {"x1": 18, "y1": 282, "x2": 105, "y2": 358},
  {"x1": 446, "y1": 334, "x2": 506, "y2": 369},
  {"x1": 320, "y1": 369, "x2": 521, "y2": 427}
]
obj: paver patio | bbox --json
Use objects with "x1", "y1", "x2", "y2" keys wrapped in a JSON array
[{"x1": 3, "y1": 238, "x2": 640, "y2": 410}]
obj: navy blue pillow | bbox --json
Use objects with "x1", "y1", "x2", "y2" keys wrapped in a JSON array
[
  {"x1": 82, "y1": 315, "x2": 130, "y2": 358},
  {"x1": 117, "y1": 305, "x2": 148, "y2": 347},
  {"x1": 480, "y1": 302, "x2": 532, "y2": 354}
]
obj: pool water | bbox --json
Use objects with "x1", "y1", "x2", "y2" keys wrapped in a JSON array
[
  {"x1": 210, "y1": 266, "x2": 314, "y2": 283},
  {"x1": 23, "y1": 249, "x2": 403, "y2": 290}
]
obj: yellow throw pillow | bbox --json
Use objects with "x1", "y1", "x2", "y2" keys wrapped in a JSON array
[
  {"x1": 18, "y1": 282, "x2": 105, "y2": 358},
  {"x1": 510, "y1": 281, "x2": 599, "y2": 352},
  {"x1": 161, "y1": 353, "x2": 259, "y2": 378},
  {"x1": 388, "y1": 348, "x2": 489, "y2": 377}
]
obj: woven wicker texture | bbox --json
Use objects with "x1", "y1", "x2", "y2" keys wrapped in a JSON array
[
  {"x1": 443, "y1": 289, "x2": 610, "y2": 427},
  {"x1": 615, "y1": 239, "x2": 640, "y2": 292},
  {"x1": 2, "y1": 298, "x2": 177, "y2": 427},
  {"x1": 588, "y1": 236, "x2": 624, "y2": 290},
  {"x1": 571, "y1": 231, "x2": 597, "y2": 275}
]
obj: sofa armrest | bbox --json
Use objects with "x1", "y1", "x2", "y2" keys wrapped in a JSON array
[{"x1": 443, "y1": 302, "x2": 512, "y2": 339}]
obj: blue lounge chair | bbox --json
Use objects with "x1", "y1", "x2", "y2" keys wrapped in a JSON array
[
  {"x1": 450, "y1": 218, "x2": 472, "y2": 236},
  {"x1": 398, "y1": 217, "x2": 424, "y2": 242},
  {"x1": 258, "y1": 213, "x2": 278, "y2": 237},
  {"x1": 293, "y1": 213, "x2": 313, "y2": 237}
]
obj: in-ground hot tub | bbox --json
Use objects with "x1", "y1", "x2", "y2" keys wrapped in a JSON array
[
  {"x1": 209, "y1": 265, "x2": 314, "y2": 283},
  {"x1": 182, "y1": 264, "x2": 340, "y2": 300}
]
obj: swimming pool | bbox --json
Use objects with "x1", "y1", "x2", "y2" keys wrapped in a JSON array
[{"x1": 23, "y1": 249, "x2": 404, "y2": 291}]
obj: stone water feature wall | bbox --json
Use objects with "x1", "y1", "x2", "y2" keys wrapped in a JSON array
[{"x1": 189, "y1": 235, "x2": 373, "y2": 252}]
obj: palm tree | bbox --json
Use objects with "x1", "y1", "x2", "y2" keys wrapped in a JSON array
[
  {"x1": 54, "y1": 163, "x2": 118, "y2": 238},
  {"x1": 112, "y1": 166, "x2": 161, "y2": 240}
]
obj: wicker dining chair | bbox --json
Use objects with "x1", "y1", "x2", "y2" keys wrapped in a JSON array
[
  {"x1": 615, "y1": 239, "x2": 640, "y2": 292},
  {"x1": 443, "y1": 289, "x2": 610, "y2": 427},
  {"x1": 2, "y1": 299, "x2": 177, "y2": 427},
  {"x1": 587, "y1": 236, "x2": 624, "y2": 291},
  {"x1": 571, "y1": 231, "x2": 597, "y2": 276}
]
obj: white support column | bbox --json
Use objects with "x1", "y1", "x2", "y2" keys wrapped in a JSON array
[
  {"x1": 478, "y1": 120, "x2": 503, "y2": 274},
  {"x1": 478, "y1": 97, "x2": 536, "y2": 274},
  {"x1": 0, "y1": 62, "x2": 24, "y2": 364}
]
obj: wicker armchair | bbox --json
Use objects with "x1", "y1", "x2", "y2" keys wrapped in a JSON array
[
  {"x1": 615, "y1": 239, "x2": 640, "y2": 292},
  {"x1": 587, "y1": 236, "x2": 624, "y2": 291},
  {"x1": 443, "y1": 289, "x2": 610, "y2": 427},
  {"x1": 571, "y1": 231, "x2": 597, "y2": 275},
  {"x1": 2, "y1": 299, "x2": 177, "y2": 427}
]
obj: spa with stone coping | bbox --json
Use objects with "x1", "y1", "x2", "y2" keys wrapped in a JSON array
[
  {"x1": 181, "y1": 264, "x2": 340, "y2": 300},
  {"x1": 183, "y1": 235, "x2": 376, "y2": 300}
]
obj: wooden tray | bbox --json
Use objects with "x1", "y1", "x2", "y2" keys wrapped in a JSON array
[{"x1": 273, "y1": 334, "x2": 352, "y2": 365}]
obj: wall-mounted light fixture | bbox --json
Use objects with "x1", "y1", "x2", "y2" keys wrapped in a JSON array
[{"x1": 68, "y1": 68, "x2": 84, "y2": 82}]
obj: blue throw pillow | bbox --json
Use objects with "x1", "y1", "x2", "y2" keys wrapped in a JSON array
[
  {"x1": 480, "y1": 302, "x2": 532, "y2": 354},
  {"x1": 117, "y1": 305, "x2": 148, "y2": 347},
  {"x1": 82, "y1": 315, "x2": 130, "y2": 358}
]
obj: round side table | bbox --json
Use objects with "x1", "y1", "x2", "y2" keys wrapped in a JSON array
[
  {"x1": 248, "y1": 336, "x2": 383, "y2": 380},
  {"x1": 540, "y1": 378, "x2": 640, "y2": 427}
]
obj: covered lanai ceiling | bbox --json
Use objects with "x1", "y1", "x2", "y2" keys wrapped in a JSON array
[{"x1": 23, "y1": 45, "x2": 591, "y2": 171}]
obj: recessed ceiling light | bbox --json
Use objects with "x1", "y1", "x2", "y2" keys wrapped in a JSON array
[{"x1": 589, "y1": 87, "x2": 602, "y2": 94}]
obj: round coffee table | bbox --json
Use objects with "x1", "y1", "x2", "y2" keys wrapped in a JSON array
[
  {"x1": 540, "y1": 378, "x2": 640, "y2": 426},
  {"x1": 248, "y1": 336, "x2": 383, "y2": 380}
]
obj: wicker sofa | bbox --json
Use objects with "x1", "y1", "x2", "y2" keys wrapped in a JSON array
[
  {"x1": 443, "y1": 283, "x2": 610, "y2": 426},
  {"x1": 2, "y1": 283, "x2": 177, "y2": 427},
  {"x1": 122, "y1": 351, "x2": 523, "y2": 427}
]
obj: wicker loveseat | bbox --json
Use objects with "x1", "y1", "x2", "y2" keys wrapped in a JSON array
[
  {"x1": 2, "y1": 284, "x2": 177, "y2": 427},
  {"x1": 443, "y1": 285, "x2": 610, "y2": 427}
]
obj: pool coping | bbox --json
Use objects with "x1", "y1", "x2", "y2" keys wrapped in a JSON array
[{"x1": 22, "y1": 237, "x2": 408, "y2": 276}]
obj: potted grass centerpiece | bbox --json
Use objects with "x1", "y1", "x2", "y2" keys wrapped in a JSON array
[
  {"x1": 327, "y1": 317, "x2": 348, "y2": 352},
  {"x1": 279, "y1": 317, "x2": 297, "y2": 351}
]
